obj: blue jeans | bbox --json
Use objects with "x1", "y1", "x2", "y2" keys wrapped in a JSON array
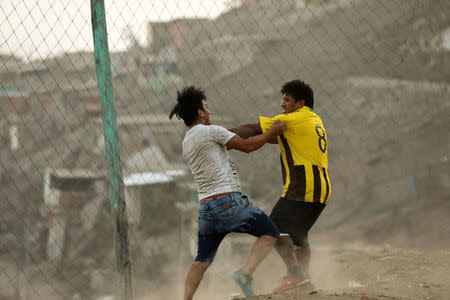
[{"x1": 195, "y1": 192, "x2": 279, "y2": 263}]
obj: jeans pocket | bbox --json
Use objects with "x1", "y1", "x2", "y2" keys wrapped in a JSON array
[{"x1": 214, "y1": 204, "x2": 237, "y2": 221}]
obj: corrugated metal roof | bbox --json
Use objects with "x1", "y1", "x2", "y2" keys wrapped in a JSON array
[{"x1": 123, "y1": 169, "x2": 185, "y2": 186}]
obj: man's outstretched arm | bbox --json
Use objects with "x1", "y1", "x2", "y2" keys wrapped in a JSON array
[
  {"x1": 227, "y1": 120, "x2": 285, "y2": 153},
  {"x1": 229, "y1": 123, "x2": 262, "y2": 139},
  {"x1": 229, "y1": 122, "x2": 278, "y2": 144}
]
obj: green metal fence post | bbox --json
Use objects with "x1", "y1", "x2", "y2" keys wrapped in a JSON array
[{"x1": 90, "y1": 1, "x2": 132, "y2": 299}]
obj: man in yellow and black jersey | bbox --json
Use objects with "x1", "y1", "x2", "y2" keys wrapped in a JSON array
[{"x1": 230, "y1": 79, "x2": 331, "y2": 292}]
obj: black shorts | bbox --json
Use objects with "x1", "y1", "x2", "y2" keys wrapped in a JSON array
[{"x1": 270, "y1": 197, "x2": 325, "y2": 247}]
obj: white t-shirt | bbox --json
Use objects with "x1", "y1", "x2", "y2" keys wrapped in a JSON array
[{"x1": 182, "y1": 124, "x2": 241, "y2": 200}]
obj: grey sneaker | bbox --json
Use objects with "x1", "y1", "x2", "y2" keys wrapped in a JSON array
[
  {"x1": 232, "y1": 269, "x2": 255, "y2": 297},
  {"x1": 303, "y1": 281, "x2": 317, "y2": 293},
  {"x1": 273, "y1": 270, "x2": 310, "y2": 293}
]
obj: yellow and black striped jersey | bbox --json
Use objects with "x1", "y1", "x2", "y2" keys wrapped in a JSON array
[{"x1": 259, "y1": 106, "x2": 331, "y2": 204}]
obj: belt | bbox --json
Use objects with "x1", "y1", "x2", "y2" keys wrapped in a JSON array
[{"x1": 200, "y1": 192, "x2": 234, "y2": 203}]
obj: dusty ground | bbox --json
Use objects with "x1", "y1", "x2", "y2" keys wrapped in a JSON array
[
  {"x1": 2, "y1": 198, "x2": 450, "y2": 300},
  {"x1": 130, "y1": 241, "x2": 450, "y2": 300},
  {"x1": 3, "y1": 197, "x2": 449, "y2": 300},
  {"x1": 241, "y1": 245, "x2": 450, "y2": 300},
  {"x1": 3, "y1": 245, "x2": 450, "y2": 300},
  {"x1": 134, "y1": 197, "x2": 450, "y2": 300}
]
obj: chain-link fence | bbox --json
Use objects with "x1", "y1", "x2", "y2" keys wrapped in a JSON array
[{"x1": 1, "y1": 0, "x2": 449, "y2": 299}]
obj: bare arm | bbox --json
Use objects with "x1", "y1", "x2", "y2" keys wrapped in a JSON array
[
  {"x1": 266, "y1": 134, "x2": 278, "y2": 144},
  {"x1": 226, "y1": 120, "x2": 285, "y2": 153},
  {"x1": 228, "y1": 123, "x2": 262, "y2": 139},
  {"x1": 229, "y1": 122, "x2": 279, "y2": 144}
]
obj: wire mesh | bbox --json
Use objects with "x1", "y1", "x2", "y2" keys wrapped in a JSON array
[{"x1": 1, "y1": 0, "x2": 449, "y2": 299}]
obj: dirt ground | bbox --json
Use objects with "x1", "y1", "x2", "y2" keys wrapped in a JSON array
[
  {"x1": 3, "y1": 197, "x2": 449, "y2": 300},
  {"x1": 134, "y1": 197, "x2": 450, "y2": 300},
  {"x1": 3, "y1": 244, "x2": 450, "y2": 300},
  {"x1": 2, "y1": 197, "x2": 450, "y2": 300},
  {"x1": 241, "y1": 245, "x2": 450, "y2": 300},
  {"x1": 130, "y1": 241, "x2": 450, "y2": 300}
]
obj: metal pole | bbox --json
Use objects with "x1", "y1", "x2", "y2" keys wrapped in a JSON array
[
  {"x1": 24, "y1": 214, "x2": 30, "y2": 300},
  {"x1": 90, "y1": 1, "x2": 132, "y2": 299}
]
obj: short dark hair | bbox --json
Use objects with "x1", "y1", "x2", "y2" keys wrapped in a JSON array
[
  {"x1": 169, "y1": 86, "x2": 206, "y2": 126},
  {"x1": 280, "y1": 80, "x2": 314, "y2": 109}
]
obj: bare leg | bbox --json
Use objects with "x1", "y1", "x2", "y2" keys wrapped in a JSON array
[
  {"x1": 274, "y1": 235, "x2": 301, "y2": 276},
  {"x1": 184, "y1": 261, "x2": 209, "y2": 300},
  {"x1": 242, "y1": 235, "x2": 277, "y2": 275},
  {"x1": 295, "y1": 246, "x2": 311, "y2": 275}
]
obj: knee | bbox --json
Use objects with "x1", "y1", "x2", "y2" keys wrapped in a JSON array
[
  {"x1": 260, "y1": 235, "x2": 277, "y2": 246},
  {"x1": 275, "y1": 236, "x2": 294, "y2": 254},
  {"x1": 293, "y1": 235, "x2": 309, "y2": 248}
]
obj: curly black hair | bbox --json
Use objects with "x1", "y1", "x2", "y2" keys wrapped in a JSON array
[
  {"x1": 280, "y1": 80, "x2": 314, "y2": 109},
  {"x1": 169, "y1": 86, "x2": 206, "y2": 126}
]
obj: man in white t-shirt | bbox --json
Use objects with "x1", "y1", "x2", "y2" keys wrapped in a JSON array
[{"x1": 169, "y1": 86, "x2": 286, "y2": 300}]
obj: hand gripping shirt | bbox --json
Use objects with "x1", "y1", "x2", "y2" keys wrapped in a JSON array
[
  {"x1": 182, "y1": 124, "x2": 241, "y2": 200},
  {"x1": 259, "y1": 106, "x2": 331, "y2": 203}
]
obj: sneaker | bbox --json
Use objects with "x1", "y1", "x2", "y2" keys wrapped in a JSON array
[
  {"x1": 273, "y1": 275, "x2": 310, "y2": 293},
  {"x1": 302, "y1": 281, "x2": 317, "y2": 293},
  {"x1": 232, "y1": 269, "x2": 255, "y2": 296}
]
